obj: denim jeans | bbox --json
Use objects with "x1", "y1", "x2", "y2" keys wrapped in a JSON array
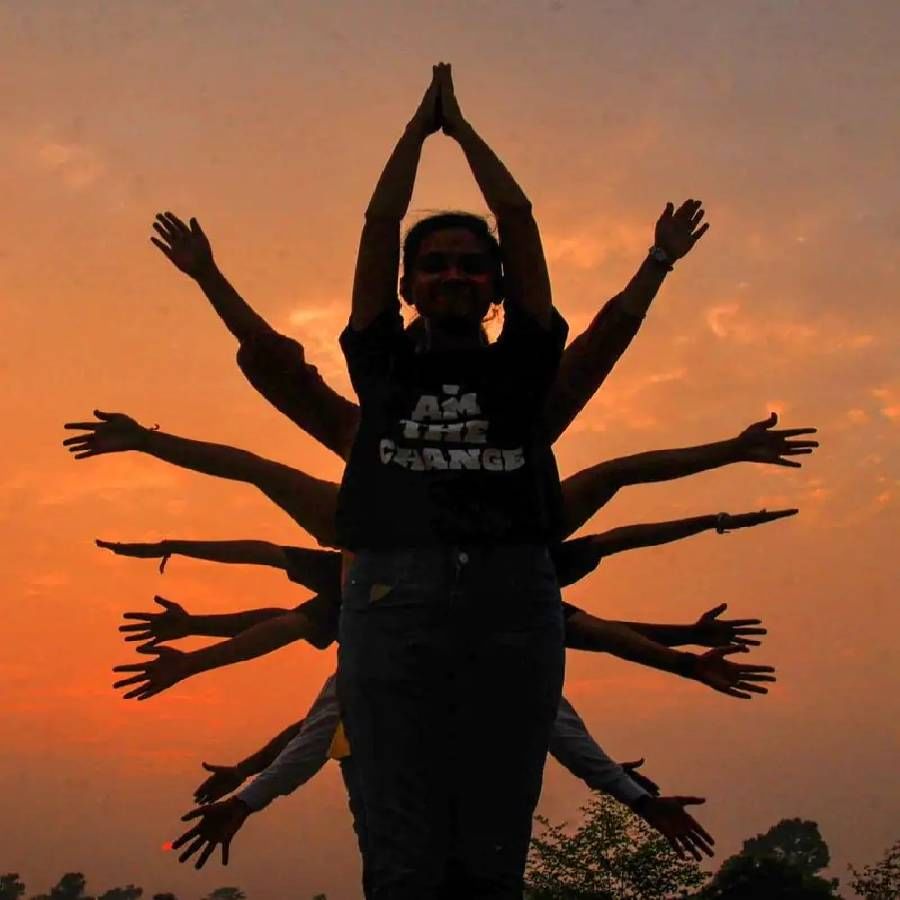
[{"x1": 337, "y1": 545, "x2": 564, "y2": 900}]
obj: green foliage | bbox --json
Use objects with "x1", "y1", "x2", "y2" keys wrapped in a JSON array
[
  {"x1": 0, "y1": 874, "x2": 26, "y2": 900},
  {"x1": 525, "y1": 794, "x2": 707, "y2": 899},
  {"x1": 848, "y1": 838, "x2": 900, "y2": 899}
]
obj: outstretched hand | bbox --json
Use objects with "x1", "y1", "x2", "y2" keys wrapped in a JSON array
[
  {"x1": 716, "y1": 508, "x2": 798, "y2": 533},
  {"x1": 654, "y1": 200, "x2": 709, "y2": 262},
  {"x1": 634, "y1": 795, "x2": 714, "y2": 861},
  {"x1": 119, "y1": 596, "x2": 192, "y2": 650},
  {"x1": 691, "y1": 646, "x2": 776, "y2": 699},
  {"x1": 691, "y1": 604, "x2": 766, "y2": 648},
  {"x1": 172, "y1": 797, "x2": 251, "y2": 869},
  {"x1": 151, "y1": 212, "x2": 216, "y2": 280},
  {"x1": 194, "y1": 762, "x2": 247, "y2": 805},
  {"x1": 112, "y1": 644, "x2": 192, "y2": 700},
  {"x1": 96, "y1": 539, "x2": 172, "y2": 573},
  {"x1": 63, "y1": 411, "x2": 148, "y2": 459},
  {"x1": 734, "y1": 413, "x2": 819, "y2": 467},
  {"x1": 620, "y1": 758, "x2": 660, "y2": 796}
]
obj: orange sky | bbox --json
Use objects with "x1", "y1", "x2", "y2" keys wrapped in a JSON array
[{"x1": 2, "y1": 2, "x2": 898, "y2": 897}]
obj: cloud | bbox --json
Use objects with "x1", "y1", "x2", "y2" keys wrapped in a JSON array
[
  {"x1": 872, "y1": 385, "x2": 900, "y2": 422},
  {"x1": 544, "y1": 222, "x2": 647, "y2": 271},
  {"x1": 703, "y1": 301, "x2": 876, "y2": 354},
  {"x1": 35, "y1": 139, "x2": 106, "y2": 190}
]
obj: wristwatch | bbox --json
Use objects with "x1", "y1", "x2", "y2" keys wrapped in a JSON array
[{"x1": 648, "y1": 245, "x2": 674, "y2": 271}]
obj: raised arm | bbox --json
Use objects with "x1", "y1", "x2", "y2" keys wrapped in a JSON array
[
  {"x1": 112, "y1": 604, "x2": 323, "y2": 701},
  {"x1": 564, "y1": 611, "x2": 775, "y2": 700},
  {"x1": 553, "y1": 508, "x2": 798, "y2": 587},
  {"x1": 64, "y1": 411, "x2": 339, "y2": 546},
  {"x1": 151, "y1": 211, "x2": 271, "y2": 344},
  {"x1": 350, "y1": 67, "x2": 441, "y2": 330},
  {"x1": 438, "y1": 64, "x2": 551, "y2": 327},
  {"x1": 545, "y1": 200, "x2": 709, "y2": 441},
  {"x1": 560, "y1": 413, "x2": 818, "y2": 535}
]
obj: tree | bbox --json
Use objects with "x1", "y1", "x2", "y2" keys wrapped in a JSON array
[
  {"x1": 525, "y1": 794, "x2": 707, "y2": 899},
  {"x1": 700, "y1": 853, "x2": 838, "y2": 899},
  {"x1": 29, "y1": 872, "x2": 93, "y2": 900},
  {"x1": 741, "y1": 818, "x2": 831, "y2": 877},
  {"x1": 0, "y1": 874, "x2": 26, "y2": 900},
  {"x1": 848, "y1": 838, "x2": 900, "y2": 899},
  {"x1": 201, "y1": 890, "x2": 246, "y2": 900},
  {"x1": 700, "y1": 818, "x2": 839, "y2": 899},
  {"x1": 98, "y1": 889, "x2": 142, "y2": 900},
  {"x1": 151, "y1": 894, "x2": 178, "y2": 900}
]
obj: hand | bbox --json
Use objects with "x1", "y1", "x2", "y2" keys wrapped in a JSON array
[
  {"x1": 63, "y1": 411, "x2": 149, "y2": 458},
  {"x1": 634, "y1": 795, "x2": 714, "y2": 861},
  {"x1": 690, "y1": 646, "x2": 776, "y2": 699},
  {"x1": 690, "y1": 603, "x2": 766, "y2": 649},
  {"x1": 172, "y1": 797, "x2": 251, "y2": 869},
  {"x1": 96, "y1": 539, "x2": 172, "y2": 573},
  {"x1": 112, "y1": 644, "x2": 192, "y2": 700},
  {"x1": 409, "y1": 64, "x2": 443, "y2": 139},
  {"x1": 194, "y1": 762, "x2": 247, "y2": 805},
  {"x1": 716, "y1": 508, "x2": 798, "y2": 533},
  {"x1": 119, "y1": 596, "x2": 192, "y2": 650},
  {"x1": 437, "y1": 62, "x2": 466, "y2": 137},
  {"x1": 150, "y1": 211, "x2": 216, "y2": 279},
  {"x1": 733, "y1": 412, "x2": 819, "y2": 467},
  {"x1": 654, "y1": 199, "x2": 709, "y2": 262},
  {"x1": 620, "y1": 758, "x2": 660, "y2": 796}
]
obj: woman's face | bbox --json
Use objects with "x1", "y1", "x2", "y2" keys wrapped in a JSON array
[{"x1": 404, "y1": 228, "x2": 497, "y2": 332}]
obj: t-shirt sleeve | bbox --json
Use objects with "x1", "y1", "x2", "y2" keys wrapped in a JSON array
[
  {"x1": 494, "y1": 301, "x2": 568, "y2": 389},
  {"x1": 339, "y1": 301, "x2": 406, "y2": 397},
  {"x1": 292, "y1": 593, "x2": 340, "y2": 650},
  {"x1": 282, "y1": 546, "x2": 343, "y2": 597}
]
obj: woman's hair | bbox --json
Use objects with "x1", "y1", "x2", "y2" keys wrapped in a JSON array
[{"x1": 401, "y1": 211, "x2": 504, "y2": 300}]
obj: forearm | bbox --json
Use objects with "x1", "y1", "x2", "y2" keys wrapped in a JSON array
[
  {"x1": 236, "y1": 718, "x2": 306, "y2": 778},
  {"x1": 452, "y1": 121, "x2": 531, "y2": 215},
  {"x1": 194, "y1": 265, "x2": 273, "y2": 344},
  {"x1": 187, "y1": 613, "x2": 309, "y2": 675},
  {"x1": 586, "y1": 515, "x2": 721, "y2": 556},
  {"x1": 188, "y1": 608, "x2": 291, "y2": 639},
  {"x1": 549, "y1": 697, "x2": 649, "y2": 807},
  {"x1": 566, "y1": 614, "x2": 695, "y2": 678},
  {"x1": 608, "y1": 621, "x2": 697, "y2": 648},
  {"x1": 141, "y1": 430, "x2": 274, "y2": 484},
  {"x1": 161, "y1": 539, "x2": 287, "y2": 569}
]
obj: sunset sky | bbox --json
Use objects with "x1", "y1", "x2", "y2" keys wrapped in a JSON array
[{"x1": 2, "y1": 1, "x2": 898, "y2": 897}]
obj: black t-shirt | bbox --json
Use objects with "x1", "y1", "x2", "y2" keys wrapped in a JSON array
[{"x1": 336, "y1": 301, "x2": 568, "y2": 549}]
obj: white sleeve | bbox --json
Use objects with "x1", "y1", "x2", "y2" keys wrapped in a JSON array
[
  {"x1": 548, "y1": 694, "x2": 649, "y2": 807},
  {"x1": 236, "y1": 673, "x2": 340, "y2": 812}
]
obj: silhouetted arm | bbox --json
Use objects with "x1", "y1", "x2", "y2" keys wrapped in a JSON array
[
  {"x1": 193, "y1": 717, "x2": 308, "y2": 804},
  {"x1": 64, "y1": 411, "x2": 339, "y2": 546},
  {"x1": 564, "y1": 610, "x2": 775, "y2": 699},
  {"x1": 350, "y1": 67, "x2": 441, "y2": 331},
  {"x1": 113, "y1": 606, "x2": 320, "y2": 701},
  {"x1": 151, "y1": 211, "x2": 271, "y2": 344},
  {"x1": 553, "y1": 508, "x2": 798, "y2": 586},
  {"x1": 97, "y1": 538, "x2": 289, "y2": 572},
  {"x1": 559, "y1": 413, "x2": 818, "y2": 535},
  {"x1": 546, "y1": 200, "x2": 709, "y2": 441},
  {"x1": 438, "y1": 64, "x2": 551, "y2": 327}
]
